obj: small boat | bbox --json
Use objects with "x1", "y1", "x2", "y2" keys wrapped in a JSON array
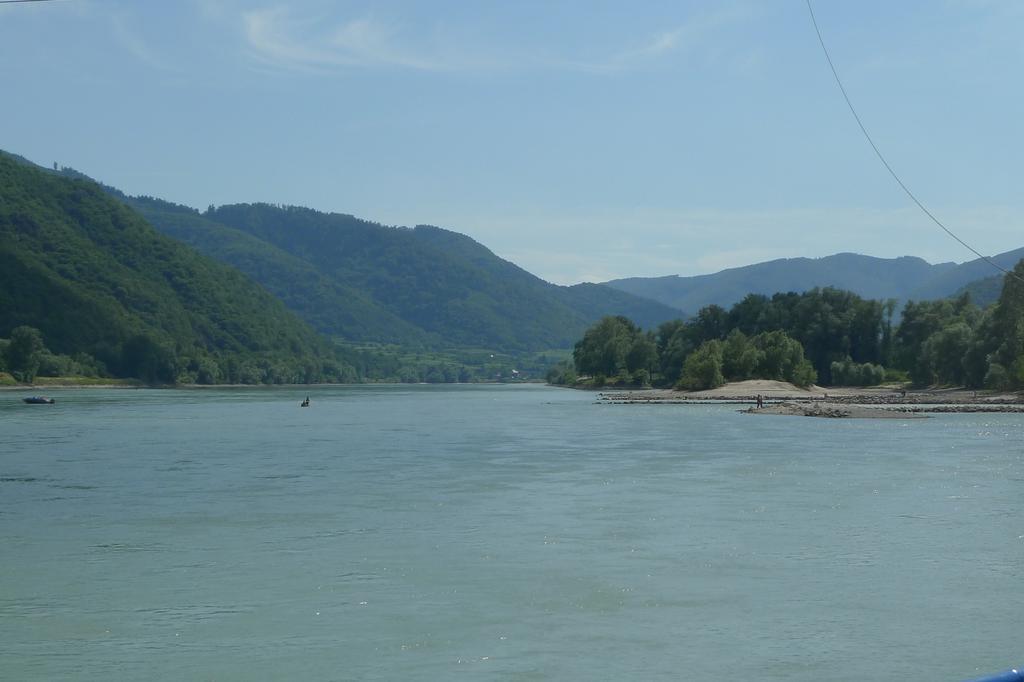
[
  {"x1": 300, "y1": 397, "x2": 310, "y2": 407},
  {"x1": 22, "y1": 396, "x2": 55, "y2": 405}
]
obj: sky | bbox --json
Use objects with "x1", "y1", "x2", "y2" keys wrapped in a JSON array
[{"x1": 2, "y1": 0, "x2": 1023, "y2": 284}]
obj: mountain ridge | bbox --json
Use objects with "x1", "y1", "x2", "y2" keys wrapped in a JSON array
[
  {"x1": 0, "y1": 151, "x2": 343, "y2": 384},
  {"x1": 13, "y1": 154, "x2": 683, "y2": 352},
  {"x1": 191, "y1": 202, "x2": 683, "y2": 350},
  {"x1": 605, "y1": 250, "x2": 1021, "y2": 312}
]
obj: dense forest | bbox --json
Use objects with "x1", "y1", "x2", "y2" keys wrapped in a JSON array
[
  {"x1": 0, "y1": 153, "x2": 578, "y2": 385},
  {"x1": 555, "y1": 266, "x2": 1024, "y2": 391},
  {"x1": 4, "y1": 149, "x2": 1022, "y2": 391},
  {"x1": 0, "y1": 153, "x2": 349, "y2": 385},
  {"x1": 126, "y1": 199, "x2": 682, "y2": 351}
]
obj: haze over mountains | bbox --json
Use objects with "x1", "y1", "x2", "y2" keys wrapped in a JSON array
[
  {"x1": 124, "y1": 198, "x2": 682, "y2": 351},
  {"x1": 2, "y1": 147, "x2": 1019, "y2": 388},
  {"x1": 0, "y1": 151, "x2": 682, "y2": 376},
  {"x1": 605, "y1": 250, "x2": 1021, "y2": 313}
]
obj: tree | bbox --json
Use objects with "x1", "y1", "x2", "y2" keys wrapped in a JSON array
[
  {"x1": 989, "y1": 259, "x2": 1024, "y2": 389},
  {"x1": 727, "y1": 294, "x2": 770, "y2": 336},
  {"x1": 791, "y1": 359, "x2": 819, "y2": 388},
  {"x1": 752, "y1": 331, "x2": 802, "y2": 381},
  {"x1": 751, "y1": 330, "x2": 817, "y2": 386},
  {"x1": 679, "y1": 339, "x2": 724, "y2": 390},
  {"x1": 721, "y1": 329, "x2": 761, "y2": 381},
  {"x1": 830, "y1": 358, "x2": 884, "y2": 386},
  {"x1": 657, "y1": 320, "x2": 692, "y2": 386},
  {"x1": 573, "y1": 316, "x2": 652, "y2": 384},
  {"x1": 120, "y1": 334, "x2": 178, "y2": 384},
  {"x1": 918, "y1": 322, "x2": 972, "y2": 386},
  {"x1": 692, "y1": 305, "x2": 728, "y2": 343},
  {"x1": 5, "y1": 326, "x2": 45, "y2": 382},
  {"x1": 881, "y1": 298, "x2": 897, "y2": 367},
  {"x1": 626, "y1": 332, "x2": 657, "y2": 378}
]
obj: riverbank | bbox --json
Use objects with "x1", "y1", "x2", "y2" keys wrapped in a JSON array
[
  {"x1": 597, "y1": 379, "x2": 1024, "y2": 418},
  {"x1": 0, "y1": 378, "x2": 143, "y2": 390},
  {"x1": 743, "y1": 402, "x2": 929, "y2": 419}
]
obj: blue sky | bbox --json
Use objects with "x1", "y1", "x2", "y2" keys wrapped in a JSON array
[{"x1": 3, "y1": 0, "x2": 1022, "y2": 284}]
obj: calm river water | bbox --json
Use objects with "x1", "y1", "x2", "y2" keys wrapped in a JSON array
[{"x1": 1, "y1": 384, "x2": 1021, "y2": 680}]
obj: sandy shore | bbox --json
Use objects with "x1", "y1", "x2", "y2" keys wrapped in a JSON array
[{"x1": 598, "y1": 380, "x2": 1024, "y2": 418}]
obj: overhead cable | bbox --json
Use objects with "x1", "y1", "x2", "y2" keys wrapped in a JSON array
[{"x1": 805, "y1": 0, "x2": 1022, "y2": 283}]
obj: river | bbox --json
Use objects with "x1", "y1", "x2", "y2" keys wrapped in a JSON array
[{"x1": 1, "y1": 384, "x2": 1021, "y2": 680}]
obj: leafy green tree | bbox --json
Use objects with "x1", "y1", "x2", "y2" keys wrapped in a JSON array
[
  {"x1": 830, "y1": 358, "x2": 884, "y2": 386},
  {"x1": 679, "y1": 339, "x2": 724, "y2": 390},
  {"x1": 790, "y1": 359, "x2": 818, "y2": 388},
  {"x1": 721, "y1": 288, "x2": 884, "y2": 383},
  {"x1": 752, "y1": 331, "x2": 803, "y2": 381},
  {"x1": 881, "y1": 298, "x2": 898, "y2": 366},
  {"x1": 895, "y1": 296, "x2": 978, "y2": 372},
  {"x1": 727, "y1": 294, "x2": 770, "y2": 336},
  {"x1": 626, "y1": 332, "x2": 657, "y2": 378},
  {"x1": 692, "y1": 305, "x2": 728, "y2": 343},
  {"x1": 573, "y1": 316, "x2": 653, "y2": 383},
  {"x1": 545, "y1": 360, "x2": 577, "y2": 385},
  {"x1": 120, "y1": 335, "x2": 177, "y2": 384},
  {"x1": 5, "y1": 326, "x2": 45, "y2": 382},
  {"x1": 657, "y1": 320, "x2": 693, "y2": 386},
  {"x1": 988, "y1": 260, "x2": 1024, "y2": 389},
  {"x1": 961, "y1": 309, "x2": 994, "y2": 389},
  {"x1": 917, "y1": 322, "x2": 972, "y2": 386},
  {"x1": 721, "y1": 329, "x2": 761, "y2": 381},
  {"x1": 194, "y1": 357, "x2": 221, "y2": 385},
  {"x1": 984, "y1": 362, "x2": 1009, "y2": 389}
]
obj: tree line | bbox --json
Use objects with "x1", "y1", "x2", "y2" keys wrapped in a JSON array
[
  {"x1": 0, "y1": 325, "x2": 550, "y2": 387},
  {"x1": 552, "y1": 260, "x2": 1024, "y2": 391}
]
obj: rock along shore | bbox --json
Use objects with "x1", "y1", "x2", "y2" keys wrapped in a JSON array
[{"x1": 595, "y1": 380, "x2": 1024, "y2": 418}]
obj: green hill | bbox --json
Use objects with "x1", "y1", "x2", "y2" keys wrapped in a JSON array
[
  {"x1": 123, "y1": 196, "x2": 435, "y2": 346},
  {"x1": 954, "y1": 274, "x2": 1004, "y2": 308},
  {"x1": 0, "y1": 152, "x2": 344, "y2": 384},
  {"x1": 908, "y1": 248, "x2": 1024, "y2": 302},
  {"x1": 606, "y1": 253, "x2": 954, "y2": 312},
  {"x1": 132, "y1": 201, "x2": 682, "y2": 351}
]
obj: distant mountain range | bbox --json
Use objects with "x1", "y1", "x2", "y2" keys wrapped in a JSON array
[
  {"x1": 605, "y1": 250, "x2": 1022, "y2": 313},
  {"x1": 3, "y1": 150, "x2": 683, "y2": 359},
  {"x1": 126, "y1": 199, "x2": 683, "y2": 351},
  {"x1": 4, "y1": 146, "x2": 1018, "y2": 386}
]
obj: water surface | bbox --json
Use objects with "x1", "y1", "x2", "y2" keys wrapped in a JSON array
[{"x1": 1, "y1": 385, "x2": 1021, "y2": 680}]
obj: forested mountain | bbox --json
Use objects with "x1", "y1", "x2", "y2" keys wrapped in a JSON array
[
  {"x1": 565, "y1": 261, "x2": 1024, "y2": 392},
  {"x1": 907, "y1": 248, "x2": 1024, "y2": 302},
  {"x1": 132, "y1": 200, "x2": 683, "y2": 351},
  {"x1": 122, "y1": 197, "x2": 435, "y2": 346},
  {"x1": 955, "y1": 274, "x2": 1004, "y2": 308},
  {"x1": 10, "y1": 147, "x2": 1016, "y2": 391},
  {"x1": 0, "y1": 152, "x2": 345, "y2": 384},
  {"x1": 605, "y1": 250, "x2": 1023, "y2": 312}
]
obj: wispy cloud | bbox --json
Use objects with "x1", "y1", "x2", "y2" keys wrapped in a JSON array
[
  {"x1": 111, "y1": 14, "x2": 177, "y2": 72},
  {"x1": 239, "y1": 5, "x2": 751, "y2": 75},
  {"x1": 242, "y1": 7, "x2": 447, "y2": 72},
  {"x1": 565, "y1": 7, "x2": 752, "y2": 74}
]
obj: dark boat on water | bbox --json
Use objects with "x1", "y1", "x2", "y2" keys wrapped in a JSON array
[{"x1": 22, "y1": 396, "x2": 55, "y2": 405}]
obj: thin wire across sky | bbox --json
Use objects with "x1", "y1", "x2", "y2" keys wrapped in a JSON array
[{"x1": 805, "y1": 0, "x2": 1022, "y2": 283}]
